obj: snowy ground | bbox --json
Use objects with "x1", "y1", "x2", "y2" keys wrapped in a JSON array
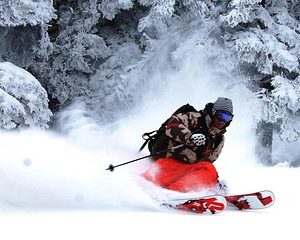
[
  {"x1": 0, "y1": 155, "x2": 298, "y2": 240},
  {"x1": 0, "y1": 196, "x2": 297, "y2": 240}
]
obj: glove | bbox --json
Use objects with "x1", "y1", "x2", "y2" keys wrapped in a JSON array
[{"x1": 189, "y1": 133, "x2": 206, "y2": 146}]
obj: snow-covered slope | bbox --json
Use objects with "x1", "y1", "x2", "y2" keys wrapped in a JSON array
[{"x1": 0, "y1": 127, "x2": 298, "y2": 240}]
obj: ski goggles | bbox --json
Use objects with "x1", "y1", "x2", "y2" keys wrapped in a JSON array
[{"x1": 215, "y1": 111, "x2": 233, "y2": 123}]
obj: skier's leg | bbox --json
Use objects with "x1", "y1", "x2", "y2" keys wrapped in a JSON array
[
  {"x1": 167, "y1": 161, "x2": 219, "y2": 192},
  {"x1": 141, "y1": 158, "x2": 192, "y2": 188}
]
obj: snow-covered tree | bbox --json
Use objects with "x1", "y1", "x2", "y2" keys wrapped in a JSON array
[
  {"x1": 137, "y1": 0, "x2": 212, "y2": 34},
  {"x1": 0, "y1": 62, "x2": 52, "y2": 130},
  {"x1": 0, "y1": 25, "x2": 53, "y2": 68},
  {"x1": 46, "y1": 31, "x2": 111, "y2": 104},
  {"x1": 1, "y1": 0, "x2": 219, "y2": 122},
  {"x1": 30, "y1": 0, "x2": 144, "y2": 122},
  {"x1": 258, "y1": 75, "x2": 300, "y2": 141},
  {"x1": 98, "y1": 0, "x2": 134, "y2": 20},
  {"x1": 137, "y1": 0, "x2": 176, "y2": 33},
  {"x1": 0, "y1": 0, "x2": 299, "y2": 168},
  {"x1": 215, "y1": 0, "x2": 300, "y2": 164},
  {"x1": 0, "y1": 0, "x2": 55, "y2": 67},
  {"x1": 0, "y1": 0, "x2": 55, "y2": 26}
]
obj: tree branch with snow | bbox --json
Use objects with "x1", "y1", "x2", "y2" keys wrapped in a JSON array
[{"x1": 0, "y1": 62, "x2": 52, "y2": 130}]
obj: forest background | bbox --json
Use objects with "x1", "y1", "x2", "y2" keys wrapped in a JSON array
[{"x1": 0, "y1": 0, "x2": 300, "y2": 166}]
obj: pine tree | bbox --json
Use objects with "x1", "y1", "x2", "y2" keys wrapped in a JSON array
[
  {"x1": 0, "y1": 62, "x2": 52, "y2": 130},
  {"x1": 32, "y1": 0, "x2": 144, "y2": 123},
  {"x1": 0, "y1": 1, "x2": 54, "y2": 129},
  {"x1": 0, "y1": 0, "x2": 55, "y2": 67},
  {"x1": 0, "y1": 0, "x2": 55, "y2": 26},
  {"x1": 219, "y1": 0, "x2": 300, "y2": 164}
]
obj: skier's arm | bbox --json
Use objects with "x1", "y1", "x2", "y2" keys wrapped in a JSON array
[
  {"x1": 164, "y1": 112, "x2": 193, "y2": 144},
  {"x1": 208, "y1": 136, "x2": 225, "y2": 163}
]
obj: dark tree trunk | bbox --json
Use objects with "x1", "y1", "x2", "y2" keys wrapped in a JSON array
[{"x1": 256, "y1": 121, "x2": 273, "y2": 165}]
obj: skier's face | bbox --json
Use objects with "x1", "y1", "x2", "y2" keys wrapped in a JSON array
[
  {"x1": 209, "y1": 114, "x2": 228, "y2": 131},
  {"x1": 212, "y1": 116, "x2": 227, "y2": 129},
  {"x1": 210, "y1": 111, "x2": 232, "y2": 130}
]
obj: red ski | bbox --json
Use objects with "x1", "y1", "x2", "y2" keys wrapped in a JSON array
[
  {"x1": 161, "y1": 190, "x2": 274, "y2": 214},
  {"x1": 225, "y1": 190, "x2": 275, "y2": 210},
  {"x1": 163, "y1": 195, "x2": 227, "y2": 214}
]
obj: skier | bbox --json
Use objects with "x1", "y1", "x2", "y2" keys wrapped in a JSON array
[{"x1": 142, "y1": 97, "x2": 233, "y2": 193}]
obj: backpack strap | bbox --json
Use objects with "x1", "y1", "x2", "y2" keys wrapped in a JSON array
[{"x1": 139, "y1": 130, "x2": 158, "y2": 152}]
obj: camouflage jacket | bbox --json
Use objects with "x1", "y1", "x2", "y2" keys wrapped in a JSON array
[{"x1": 151, "y1": 110, "x2": 225, "y2": 163}]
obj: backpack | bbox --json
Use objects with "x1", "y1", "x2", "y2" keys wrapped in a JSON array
[{"x1": 139, "y1": 104, "x2": 197, "y2": 153}]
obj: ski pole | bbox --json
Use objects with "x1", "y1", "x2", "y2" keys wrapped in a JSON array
[{"x1": 106, "y1": 143, "x2": 186, "y2": 172}]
